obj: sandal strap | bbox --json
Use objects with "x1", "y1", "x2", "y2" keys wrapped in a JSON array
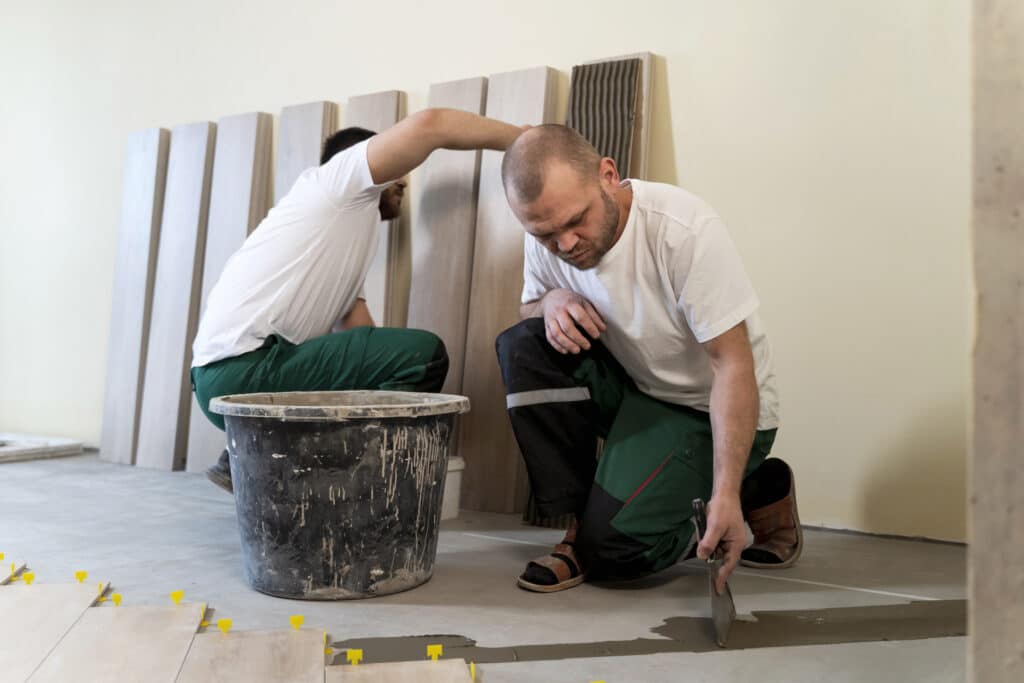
[
  {"x1": 744, "y1": 467, "x2": 800, "y2": 562},
  {"x1": 528, "y1": 544, "x2": 582, "y2": 582}
]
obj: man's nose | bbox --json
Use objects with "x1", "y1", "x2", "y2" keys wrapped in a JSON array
[{"x1": 557, "y1": 232, "x2": 579, "y2": 253}]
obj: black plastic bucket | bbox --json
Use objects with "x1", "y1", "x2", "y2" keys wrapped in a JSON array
[{"x1": 209, "y1": 390, "x2": 470, "y2": 600}]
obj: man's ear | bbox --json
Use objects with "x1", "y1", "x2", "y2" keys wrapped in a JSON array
[{"x1": 598, "y1": 157, "x2": 621, "y2": 188}]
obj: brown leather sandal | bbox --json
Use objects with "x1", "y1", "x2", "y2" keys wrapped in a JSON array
[
  {"x1": 517, "y1": 542, "x2": 586, "y2": 593},
  {"x1": 740, "y1": 458, "x2": 803, "y2": 569}
]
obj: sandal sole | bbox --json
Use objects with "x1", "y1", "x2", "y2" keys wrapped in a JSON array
[
  {"x1": 516, "y1": 574, "x2": 587, "y2": 593},
  {"x1": 205, "y1": 468, "x2": 233, "y2": 494}
]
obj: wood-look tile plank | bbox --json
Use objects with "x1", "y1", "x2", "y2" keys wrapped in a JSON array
[
  {"x1": 135, "y1": 122, "x2": 216, "y2": 471},
  {"x1": 459, "y1": 67, "x2": 559, "y2": 513},
  {"x1": 185, "y1": 112, "x2": 272, "y2": 473},
  {"x1": 346, "y1": 90, "x2": 408, "y2": 327},
  {"x1": 407, "y1": 77, "x2": 487, "y2": 394},
  {"x1": 99, "y1": 128, "x2": 169, "y2": 465}
]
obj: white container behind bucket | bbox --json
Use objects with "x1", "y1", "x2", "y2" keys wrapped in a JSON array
[{"x1": 442, "y1": 455, "x2": 465, "y2": 520}]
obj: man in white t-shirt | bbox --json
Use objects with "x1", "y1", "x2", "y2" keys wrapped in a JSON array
[
  {"x1": 191, "y1": 109, "x2": 524, "y2": 492},
  {"x1": 496, "y1": 125, "x2": 801, "y2": 593}
]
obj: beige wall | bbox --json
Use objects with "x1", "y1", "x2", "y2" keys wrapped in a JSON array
[{"x1": 0, "y1": 0, "x2": 970, "y2": 540}]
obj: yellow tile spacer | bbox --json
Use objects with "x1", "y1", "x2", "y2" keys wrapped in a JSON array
[
  {"x1": 426, "y1": 644, "x2": 443, "y2": 661},
  {"x1": 470, "y1": 662, "x2": 477, "y2": 681},
  {"x1": 112, "y1": 593, "x2": 123, "y2": 606},
  {"x1": 217, "y1": 618, "x2": 232, "y2": 634},
  {"x1": 289, "y1": 614, "x2": 304, "y2": 630},
  {"x1": 23, "y1": 572, "x2": 35, "y2": 585},
  {"x1": 0, "y1": 552, "x2": 5, "y2": 561},
  {"x1": 74, "y1": 570, "x2": 87, "y2": 584},
  {"x1": 169, "y1": 590, "x2": 184, "y2": 605},
  {"x1": 97, "y1": 582, "x2": 105, "y2": 595},
  {"x1": 346, "y1": 648, "x2": 363, "y2": 665}
]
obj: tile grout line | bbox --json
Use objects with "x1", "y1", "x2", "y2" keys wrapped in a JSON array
[
  {"x1": 24, "y1": 585, "x2": 105, "y2": 680},
  {"x1": 460, "y1": 531, "x2": 944, "y2": 602},
  {"x1": 460, "y1": 532, "x2": 553, "y2": 547},
  {"x1": 730, "y1": 571, "x2": 941, "y2": 602}
]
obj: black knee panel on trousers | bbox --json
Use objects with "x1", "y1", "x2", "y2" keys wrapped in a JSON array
[
  {"x1": 417, "y1": 336, "x2": 449, "y2": 393},
  {"x1": 576, "y1": 485, "x2": 657, "y2": 581},
  {"x1": 495, "y1": 318, "x2": 548, "y2": 389}
]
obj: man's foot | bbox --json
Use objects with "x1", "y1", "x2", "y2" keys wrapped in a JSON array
[
  {"x1": 740, "y1": 458, "x2": 802, "y2": 568},
  {"x1": 205, "y1": 449, "x2": 233, "y2": 494},
  {"x1": 517, "y1": 519, "x2": 586, "y2": 593}
]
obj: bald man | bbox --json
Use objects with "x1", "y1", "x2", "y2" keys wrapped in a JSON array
[{"x1": 496, "y1": 125, "x2": 801, "y2": 593}]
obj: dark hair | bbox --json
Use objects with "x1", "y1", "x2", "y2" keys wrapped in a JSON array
[
  {"x1": 501, "y1": 124, "x2": 602, "y2": 203},
  {"x1": 321, "y1": 126, "x2": 376, "y2": 164}
]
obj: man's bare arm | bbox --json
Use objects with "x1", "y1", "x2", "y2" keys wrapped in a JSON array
[
  {"x1": 366, "y1": 109, "x2": 523, "y2": 185},
  {"x1": 696, "y1": 321, "x2": 759, "y2": 593},
  {"x1": 333, "y1": 299, "x2": 375, "y2": 332}
]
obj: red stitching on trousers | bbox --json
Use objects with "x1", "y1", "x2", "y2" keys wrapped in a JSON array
[{"x1": 622, "y1": 452, "x2": 674, "y2": 506}]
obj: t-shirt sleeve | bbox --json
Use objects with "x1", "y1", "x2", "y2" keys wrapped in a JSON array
[
  {"x1": 672, "y1": 215, "x2": 759, "y2": 343},
  {"x1": 521, "y1": 238, "x2": 557, "y2": 304},
  {"x1": 313, "y1": 139, "x2": 393, "y2": 208}
]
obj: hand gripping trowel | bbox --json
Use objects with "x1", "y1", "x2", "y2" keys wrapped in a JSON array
[{"x1": 692, "y1": 498, "x2": 736, "y2": 647}]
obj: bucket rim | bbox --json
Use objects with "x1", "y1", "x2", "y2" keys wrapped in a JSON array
[{"x1": 209, "y1": 390, "x2": 470, "y2": 421}]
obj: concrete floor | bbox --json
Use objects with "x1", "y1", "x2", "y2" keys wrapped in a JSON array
[{"x1": 2, "y1": 455, "x2": 966, "y2": 682}]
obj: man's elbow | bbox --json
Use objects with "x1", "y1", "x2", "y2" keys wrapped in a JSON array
[{"x1": 407, "y1": 108, "x2": 447, "y2": 145}]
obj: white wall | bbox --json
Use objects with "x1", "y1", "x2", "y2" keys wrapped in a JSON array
[{"x1": 0, "y1": 0, "x2": 970, "y2": 540}]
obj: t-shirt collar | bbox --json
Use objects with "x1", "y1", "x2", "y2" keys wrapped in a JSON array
[{"x1": 596, "y1": 180, "x2": 638, "y2": 270}]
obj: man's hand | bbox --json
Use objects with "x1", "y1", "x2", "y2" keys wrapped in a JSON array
[
  {"x1": 538, "y1": 289, "x2": 606, "y2": 354},
  {"x1": 696, "y1": 492, "x2": 747, "y2": 595}
]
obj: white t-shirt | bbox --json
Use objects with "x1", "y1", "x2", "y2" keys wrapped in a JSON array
[
  {"x1": 521, "y1": 180, "x2": 779, "y2": 430},
  {"x1": 192, "y1": 140, "x2": 389, "y2": 367}
]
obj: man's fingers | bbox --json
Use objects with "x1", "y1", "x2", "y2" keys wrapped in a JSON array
[
  {"x1": 715, "y1": 570, "x2": 728, "y2": 596},
  {"x1": 696, "y1": 526, "x2": 723, "y2": 562},
  {"x1": 582, "y1": 301, "x2": 607, "y2": 331},
  {"x1": 717, "y1": 544, "x2": 741, "y2": 594},
  {"x1": 567, "y1": 304, "x2": 602, "y2": 340},
  {"x1": 547, "y1": 318, "x2": 580, "y2": 354},
  {"x1": 545, "y1": 329, "x2": 568, "y2": 354},
  {"x1": 556, "y1": 311, "x2": 590, "y2": 351}
]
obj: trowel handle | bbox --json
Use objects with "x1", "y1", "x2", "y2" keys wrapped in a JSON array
[{"x1": 692, "y1": 498, "x2": 708, "y2": 538}]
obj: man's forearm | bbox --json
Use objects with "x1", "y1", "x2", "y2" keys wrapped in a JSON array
[
  {"x1": 430, "y1": 108, "x2": 522, "y2": 151},
  {"x1": 520, "y1": 298, "x2": 544, "y2": 319},
  {"x1": 367, "y1": 109, "x2": 522, "y2": 185},
  {"x1": 708, "y1": 361, "x2": 759, "y2": 498}
]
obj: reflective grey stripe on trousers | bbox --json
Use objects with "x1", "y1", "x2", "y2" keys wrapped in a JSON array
[{"x1": 506, "y1": 387, "x2": 592, "y2": 409}]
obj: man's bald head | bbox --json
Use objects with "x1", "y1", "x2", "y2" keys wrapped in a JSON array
[{"x1": 502, "y1": 125, "x2": 602, "y2": 204}]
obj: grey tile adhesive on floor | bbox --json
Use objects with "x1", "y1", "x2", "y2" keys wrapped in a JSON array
[{"x1": 0, "y1": 455, "x2": 966, "y2": 682}]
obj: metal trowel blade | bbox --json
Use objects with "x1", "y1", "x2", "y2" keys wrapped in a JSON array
[{"x1": 708, "y1": 559, "x2": 736, "y2": 647}]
